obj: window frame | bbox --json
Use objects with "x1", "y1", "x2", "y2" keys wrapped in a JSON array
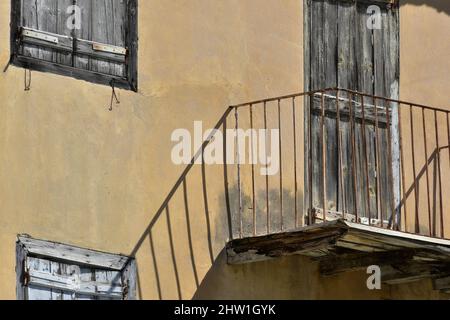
[
  {"x1": 16, "y1": 235, "x2": 137, "y2": 300},
  {"x1": 9, "y1": 0, "x2": 138, "y2": 92}
]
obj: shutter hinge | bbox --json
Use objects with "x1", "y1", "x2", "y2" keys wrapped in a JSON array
[
  {"x1": 92, "y1": 42, "x2": 127, "y2": 56},
  {"x1": 22, "y1": 28, "x2": 58, "y2": 44}
]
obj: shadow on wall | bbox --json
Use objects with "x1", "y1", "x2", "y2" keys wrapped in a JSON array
[
  {"x1": 125, "y1": 99, "x2": 305, "y2": 299},
  {"x1": 400, "y1": 145, "x2": 449, "y2": 237},
  {"x1": 400, "y1": 0, "x2": 450, "y2": 15},
  {"x1": 123, "y1": 1, "x2": 450, "y2": 298},
  {"x1": 126, "y1": 106, "x2": 233, "y2": 300},
  {"x1": 128, "y1": 171, "x2": 303, "y2": 299},
  {"x1": 125, "y1": 102, "x2": 449, "y2": 299}
]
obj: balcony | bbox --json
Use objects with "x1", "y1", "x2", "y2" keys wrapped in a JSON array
[
  {"x1": 129, "y1": 88, "x2": 450, "y2": 297},
  {"x1": 224, "y1": 88, "x2": 450, "y2": 288}
]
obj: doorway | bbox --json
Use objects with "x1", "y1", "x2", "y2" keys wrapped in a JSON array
[{"x1": 304, "y1": 0, "x2": 400, "y2": 225}]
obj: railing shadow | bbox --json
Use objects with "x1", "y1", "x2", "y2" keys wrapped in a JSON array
[
  {"x1": 126, "y1": 88, "x2": 449, "y2": 300},
  {"x1": 128, "y1": 106, "x2": 234, "y2": 300},
  {"x1": 400, "y1": 0, "x2": 450, "y2": 15},
  {"x1": 399, "y1": 145, "x2": 450, "y2": 237}
]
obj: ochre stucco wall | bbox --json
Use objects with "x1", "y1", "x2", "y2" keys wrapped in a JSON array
[
  {"x1": 0, "y1": 0, "x2": 449, "y2": 300},
  {"x1": 399, "y1": 1, "x2": 450, "y2": 238}
]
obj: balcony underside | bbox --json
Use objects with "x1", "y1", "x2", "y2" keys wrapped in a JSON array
[{"x1": 226, "y1": 220, "x2": 450, "y2": 291}]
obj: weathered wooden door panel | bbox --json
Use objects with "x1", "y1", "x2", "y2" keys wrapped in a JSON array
[{"x1": 307, "y1": 0, "x2": 399, "y2": 222}]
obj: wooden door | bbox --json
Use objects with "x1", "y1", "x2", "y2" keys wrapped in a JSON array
[{"x1": 305, "y1": 0, "x2": 399, "y2": 223}]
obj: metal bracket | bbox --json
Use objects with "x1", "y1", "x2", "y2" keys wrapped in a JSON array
[
  {"x1": 92, "y1": 42, "x2": 127, "y2": 56},
  {"x1": 21, "y1": 28, "x2": 58, "y2": 44}
]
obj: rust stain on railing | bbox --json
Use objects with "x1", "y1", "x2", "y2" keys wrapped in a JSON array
[{"x1": 230, "y1": 88, "x2": 450, "y2": 241}]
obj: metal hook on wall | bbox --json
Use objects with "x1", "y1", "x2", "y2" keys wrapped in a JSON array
[
  {"x1": 108, "y1": 79, "x2": 120, "y2": 111},
  {"x1": 24, "y1": 69, "x2": 31, "y2": 91},
  {"x1": 2, "y1": 55, "x2": 13, "y2": 73}
]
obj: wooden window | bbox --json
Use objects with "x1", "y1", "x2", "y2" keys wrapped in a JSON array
[
  {"x1": 10, "y1": 0, "x2": 138, "y2": 91},
  {"x1": 16, "y1": 235, "x2": 137, "y2": 300}
]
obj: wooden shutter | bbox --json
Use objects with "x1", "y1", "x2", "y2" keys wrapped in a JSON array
[
  {"x1": 12, "y1": 0, "x2": 137, "y2": 91},
  {"x1": 20, "y1": 0, "x2": 73, "y2": 66},
  {"x1": 306, "y1": 0, "x2": 399, "y2": 221},
  {"x1": 74, "y1": 0, "x2": 128, "y2": 78},
  {"x1": 25, "y1": 256, "x2": 124, "y2": 300}
]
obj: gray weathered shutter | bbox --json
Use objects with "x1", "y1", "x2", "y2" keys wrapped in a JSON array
[
  {"x1": 307, "y1": 0, "x2": 399, "y2": 221},
  {"x1": 18, "y1": 0, "x2": 128, "y2": 78},
  {"x1": 74, "y1": 0, "x2": 128, "y2": 78},
  {"x1": 25, "y1": 256, "x2": 124, "y2": 300},
  {"x1": 20, "y1": 0, "x2": 73, "y2": 66}
]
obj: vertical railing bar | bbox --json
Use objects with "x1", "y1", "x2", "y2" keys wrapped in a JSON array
[
  {"x1": 349, "y1": 93, "x2": 359, "y2": 222},
  {"x1": 148, "y1": 231, "x2": 162, "y2": 300},
  {"x1": 410, "y1": 105, "x2": 420, "y2": 234},
  {"x1": 446, "y1": 111, "x2": 450, "y2": 237},
  {"x1": 308, "y1": 94, "x2": 314, "y2": 225},
  {"x1": 383, "y1": 100, "x2": 395, "y2": 229},
  {"x1": 235, "y1": 107, "x2": 243, "y2": 239},
  {"x1": 374, "y1": 97, "x2": 382, "y2": 227},
  {"x1": 361, "y1": 95, "x2": 371, "y2": 225},
  {"x1": 278, "y1": 99, "x2": 284, "y2": 231},
  {"x1": 293, "y1": 97, "x2": 299, "y2": 228},
  {"x1": 222, "y1": 115, "x2": 233, "y2": 240},
  {"x1": 422, "y1": 107, "x2": 432, "y2": 236},
  {"x1": 321, "y1": 92, "x2": 327, "y2": 222},
  {"x1": 446, "y1": 111, "x2": 450, "y2": 239},
  {"x1": 339, "y1": 131, "x2": 346, "y2": 217},
  {"x1": 250, "y1": 104, "x2": 256, "y2": 236},
  {"x1": 336, "y1": 90, "x2": 345, "y2": 220},
  {"x1": 396, "y1": 102, "x2": 407, "y2": 232},
  {"x1": 447, "y1": 112, "x2": 450, "y2": 186},
  {"x1": 434, "y1": 110, "x2": 444, "y2": 238},
  {"x1": 264, "y1": 102, "x2": 270, "y2": 234}
]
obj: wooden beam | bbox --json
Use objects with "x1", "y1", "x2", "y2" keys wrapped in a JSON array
[
  {"x1": 18, "y1": 235, "x2": 130, "y2": 271},
  {"x1": 12, "y1": 55, "x2": 132, "y2": 91},
  {"x1": 122, "y1": 259, "x2": 138, "y2": 300},
  {"x1": 228, "y1": 234, "x2": 341, "y2": 265},
  {"x1": 320, "y1": 250, "x2": 416, "y2": 276},
  {"x1": 227, "y1": 223, "x2": 349, "y2": 264},
  {"x1": 226, "y1": 219, "x2": 450, "y2": 275},
  {"x1": 382, "y1": 262, "x2": 450, "y2": 285},
  {"x1": 433, "y1": 276, "x2": 450, "y2": 292},
  {"x1": 15, "y1": 241, "x2": 27, "y2": 300}
]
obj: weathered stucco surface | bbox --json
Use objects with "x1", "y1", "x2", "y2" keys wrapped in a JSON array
[{"x1": 0, "y1": 0, "x2": 449, "y2": 300}]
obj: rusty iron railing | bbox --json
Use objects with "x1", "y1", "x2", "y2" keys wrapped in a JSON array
[
  {"x1": 229, "y1": 88, "x2": 450, "y2": 240},
  {"x1": 128, "y1": 88, "x2": 449, "y2": 298}
]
